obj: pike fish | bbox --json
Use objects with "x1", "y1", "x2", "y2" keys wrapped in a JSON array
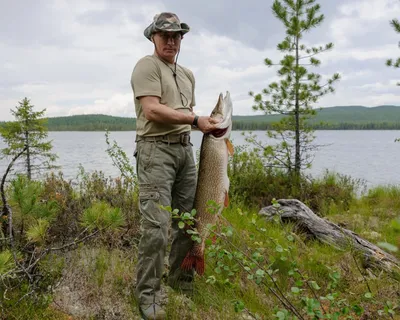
[{"x1": 181, "y1": 91, "x2": 234, "y2": 276}]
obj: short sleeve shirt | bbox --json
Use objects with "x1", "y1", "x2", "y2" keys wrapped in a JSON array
[{"x1": 131, "y1": 54, "x2": 196, "y2": 136}]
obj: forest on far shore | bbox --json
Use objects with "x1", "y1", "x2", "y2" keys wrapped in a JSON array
[{"x1": 2, "y1": 105, "x2": 400, "y2": 131}]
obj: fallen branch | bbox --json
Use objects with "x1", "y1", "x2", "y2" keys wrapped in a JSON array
[
  {"x1": 259, "y1": 199, "x2": 400, "y2": 277},
  {"x1": 25, "y1": 228, "x2": 100, "y2": 273}
]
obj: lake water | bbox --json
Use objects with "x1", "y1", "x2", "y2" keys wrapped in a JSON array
[{"x1": 1, "y1": 130, "x2": 400, "y2": 189}]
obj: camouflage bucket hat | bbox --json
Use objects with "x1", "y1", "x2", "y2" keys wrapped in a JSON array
[{"x1": 144, "y1": 12, "x2": 190, "y2": 41}]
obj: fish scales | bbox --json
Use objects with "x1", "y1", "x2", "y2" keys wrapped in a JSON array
[
  {"x1": 194, "y1": 136, "x2": 229, "y2": 236},
  {"x1": 181, "y1": 91, "x2": 233, "y2": 276}
]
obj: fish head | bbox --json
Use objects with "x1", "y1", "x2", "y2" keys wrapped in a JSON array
[{"x1": 209, "y1": 91, "x2": 233, "y2": 139}]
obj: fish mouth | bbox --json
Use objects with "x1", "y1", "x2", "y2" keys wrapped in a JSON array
[
  {"x1": 208, "y1": 91, "x2": 233, "y2": 139},
  {"x1": 211, "y1": 127, "x2": 228, "y2": 138}
]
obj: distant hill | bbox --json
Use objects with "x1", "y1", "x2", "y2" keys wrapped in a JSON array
[
  {"x1": 233, "y1": 105, "x2": 400, "y2": 121},
  {"x1": 2, "y1": 105, "x2": 400, "y2": 131},
  {"x1": 232, "y1": 105, "x2": 400, "y2": 130},
  {"x1": 45, "y1": 114, "x2": 136, "y2": 131}
]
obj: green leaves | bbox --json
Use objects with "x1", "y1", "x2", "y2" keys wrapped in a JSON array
[
  {"x1": 291, "y1": 286, "x2": 301, "y2": 294},
  {"x1": 309, "y1": 280, "x2": 321, "y2": 291},
  {"x1": 302, "y1": 297, "x2": 321, "y2": 316},
  {"x1": 165, "y1": 205, "x2": 202, "y2": 243},
  {"x1": 390, "y1": 217, "x2": 400, "y2": 231},
  {"x1": 386, "y1": 19, "x2": 400, "y2": 71},
  {"x1": 11, "y1": 175, "x2": 43, "y2": 216},
  {"x1": 377, "y1": 242, "x2": 398, "y2": 253},
  {"x1": 256, "y1": 269, "x2": 265, "y2": 277},
  {"x1": 352, "y1": 304, "x2": 364, "y2": 316},
  {"x1": 232, "y1": 300, "x2": 245, "y2": 313},
  {"x1": 274, "y1": 309, "x2": 290, "y2": 320},
  {"x1": 206, "y1": 200, "x2": 221, "y2": 215},
  {"x1": 309, "y1": 57, "x2": 320, "y2": 66},
  {"x1": 364, "y1": 292, "x2": 373, "y2": 299},
  {"x1": 0, "y1": 250, "x2": 15, "y2": 276},
  {"x1": 81, "y1": 201, "x2": 125, "y2": 232},
  {"x1": 390, "y1": 18, "x2": 400, "y2": 33},
  {"x1": 328, "y1": 270, "x2": 341, "y2": 289},
  {"x1": 26, "y1": 218, "x2": 50, "y2": 244},
  {"x1": 381, "y1": 301, "x2": 396, "y2": 317},
  {"x1": 265, "y1": 58, "x2": 273, "y2": 66},
  {"x1": 8, "y1": 174, "x2": 61, "y2": 246},
  {"x1": 105, "y1": 130, "x2": 136, "y2": 181}
]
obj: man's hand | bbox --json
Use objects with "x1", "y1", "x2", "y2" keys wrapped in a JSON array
[{"x1": 197, "y1": 116, "x2": 221, "y2": 133}]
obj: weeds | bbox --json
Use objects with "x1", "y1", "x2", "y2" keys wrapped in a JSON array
[
  {"x1": 1, "y1": 137, "x2": 400, "y2": 319},
  {"x1": 167, "y1": 197, "x2": 400, "y2": 319}
]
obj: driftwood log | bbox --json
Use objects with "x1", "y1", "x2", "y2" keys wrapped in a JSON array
[{"x1": 259, "y1": 199, "x2": 400, "y2": 277}]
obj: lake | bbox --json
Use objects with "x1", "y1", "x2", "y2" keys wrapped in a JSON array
[{"x1": 1, "y1": 130, "x2": 400, "y2": 189}]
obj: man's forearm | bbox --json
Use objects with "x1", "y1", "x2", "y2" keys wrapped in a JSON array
[{"x1": 144, "y1": 101, "x2": 195, "y2": 125}]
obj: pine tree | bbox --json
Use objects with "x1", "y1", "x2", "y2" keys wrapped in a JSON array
[
  {"x1": 249, "y1": 0, "x2": 340, "y2": 183},
  {"x1": 0, "y1": 97, "x2": 58, "y2": 180},
  {"x1": 386, "y1": 18, "x2": 400, "y2": 70},
  {"x1": 387, "y1": 17, "x2": 400, "y2": 141}
]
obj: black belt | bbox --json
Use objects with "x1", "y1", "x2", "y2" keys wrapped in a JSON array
[{"x1": 135, "y1": 132, "x2": 191, "y2": 146}]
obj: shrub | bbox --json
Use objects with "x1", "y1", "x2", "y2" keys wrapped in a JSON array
[{"x1": 228, "y1": 149, "x2": 363, "y2": 215}]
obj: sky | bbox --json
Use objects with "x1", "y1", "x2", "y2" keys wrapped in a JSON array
[{"x1": 1, "y1": 0, "x2": 400, "y2": 121}]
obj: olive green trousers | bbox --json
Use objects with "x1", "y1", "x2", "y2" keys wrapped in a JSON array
[{"x1": 134, "y1": 139, "x2": 196, "y2": 305}]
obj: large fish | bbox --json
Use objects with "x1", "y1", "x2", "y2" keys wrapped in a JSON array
[{"x1": 181, "y1": 91, "x2": 234, "y2": 276}]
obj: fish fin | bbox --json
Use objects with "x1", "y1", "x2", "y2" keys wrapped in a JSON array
[
  {"x1": 225, "y1": 139, "x2": 234, "y2": 156},
  {"x1": 181, "y1": 247, "x2": 206, "y2": 276},
  {"x1": 196, "y1": 257, "x2": 205, "y2": 276},
  {"x1": 224, "y1": 190, "x2": 229, "y2": 207},
  {"x1": 181, "y1": 254, "x2": 195, "y2": 272}
]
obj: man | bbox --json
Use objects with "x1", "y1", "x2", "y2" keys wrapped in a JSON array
[{"x1": 131, "y1": 12, "x2": 220, "y2": 320}]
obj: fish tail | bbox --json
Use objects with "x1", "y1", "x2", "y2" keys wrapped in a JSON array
[{"x1": 181, "y1": 246, "x2": 205, "y2": 276}]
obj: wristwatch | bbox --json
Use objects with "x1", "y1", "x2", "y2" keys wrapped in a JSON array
[{"x1": 192, "y1": 115, "x2": 199, "y2": 127}]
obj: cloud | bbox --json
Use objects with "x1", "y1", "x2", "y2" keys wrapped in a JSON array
[
  {"x1": 338, "y1": 0, "x2": 400, "y2": 20},
  {"x1": 64, "y1": 93, "x2": 133, "y2": 117},
  {"x1": 330, "y1": 0, "x2": 400, "y2": 47},
  {"x1": 1, "y1": 0, "x2": 400, "y2": 122}
]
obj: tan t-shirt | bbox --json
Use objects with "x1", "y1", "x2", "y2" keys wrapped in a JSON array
[{"x1": 131, "y1": 54, "x2": 196, "y2": 136}]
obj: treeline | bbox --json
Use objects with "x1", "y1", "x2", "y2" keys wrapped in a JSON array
[
  {"x1": 232, "y1": 121, "x2": 400, "y2": 130},
  {"x1": 313, "y1": 122, "x2": 400, "y2": 130},
  {"x1": 2, "y1": 106, "x2": 400, "y2": 131},
  {"x1": 36, "y1": 116, "x2": 400, "y2": 131},
  {"x1": 47, "y1": 114, "x2": 137, "y2": 131}
]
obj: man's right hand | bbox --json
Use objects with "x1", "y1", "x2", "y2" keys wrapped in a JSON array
[{"x1": 197, "y1": 116, "x2": 221, "y2": 133}]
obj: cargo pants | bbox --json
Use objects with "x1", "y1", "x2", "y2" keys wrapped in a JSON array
[{"x1": 134, "y1": 136, "x2": 196, "y2": 305}]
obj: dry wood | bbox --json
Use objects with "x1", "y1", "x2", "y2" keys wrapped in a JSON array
[{"x1": 259, "y1": 199, "x2": 400, "y2": 277}]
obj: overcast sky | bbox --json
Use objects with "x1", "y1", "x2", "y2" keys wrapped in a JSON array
[{"x1": 1, "y1": 0, "x2": 400, "y2": 121}]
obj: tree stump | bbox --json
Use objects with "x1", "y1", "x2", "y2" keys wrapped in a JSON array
[{"x1": 259, "y1": 199, "x2": 400, "y2": 277}]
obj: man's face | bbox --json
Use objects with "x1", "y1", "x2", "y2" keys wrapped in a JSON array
[{"x1": 153, "y1": 31, "x2": 182, "y2": 61}]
